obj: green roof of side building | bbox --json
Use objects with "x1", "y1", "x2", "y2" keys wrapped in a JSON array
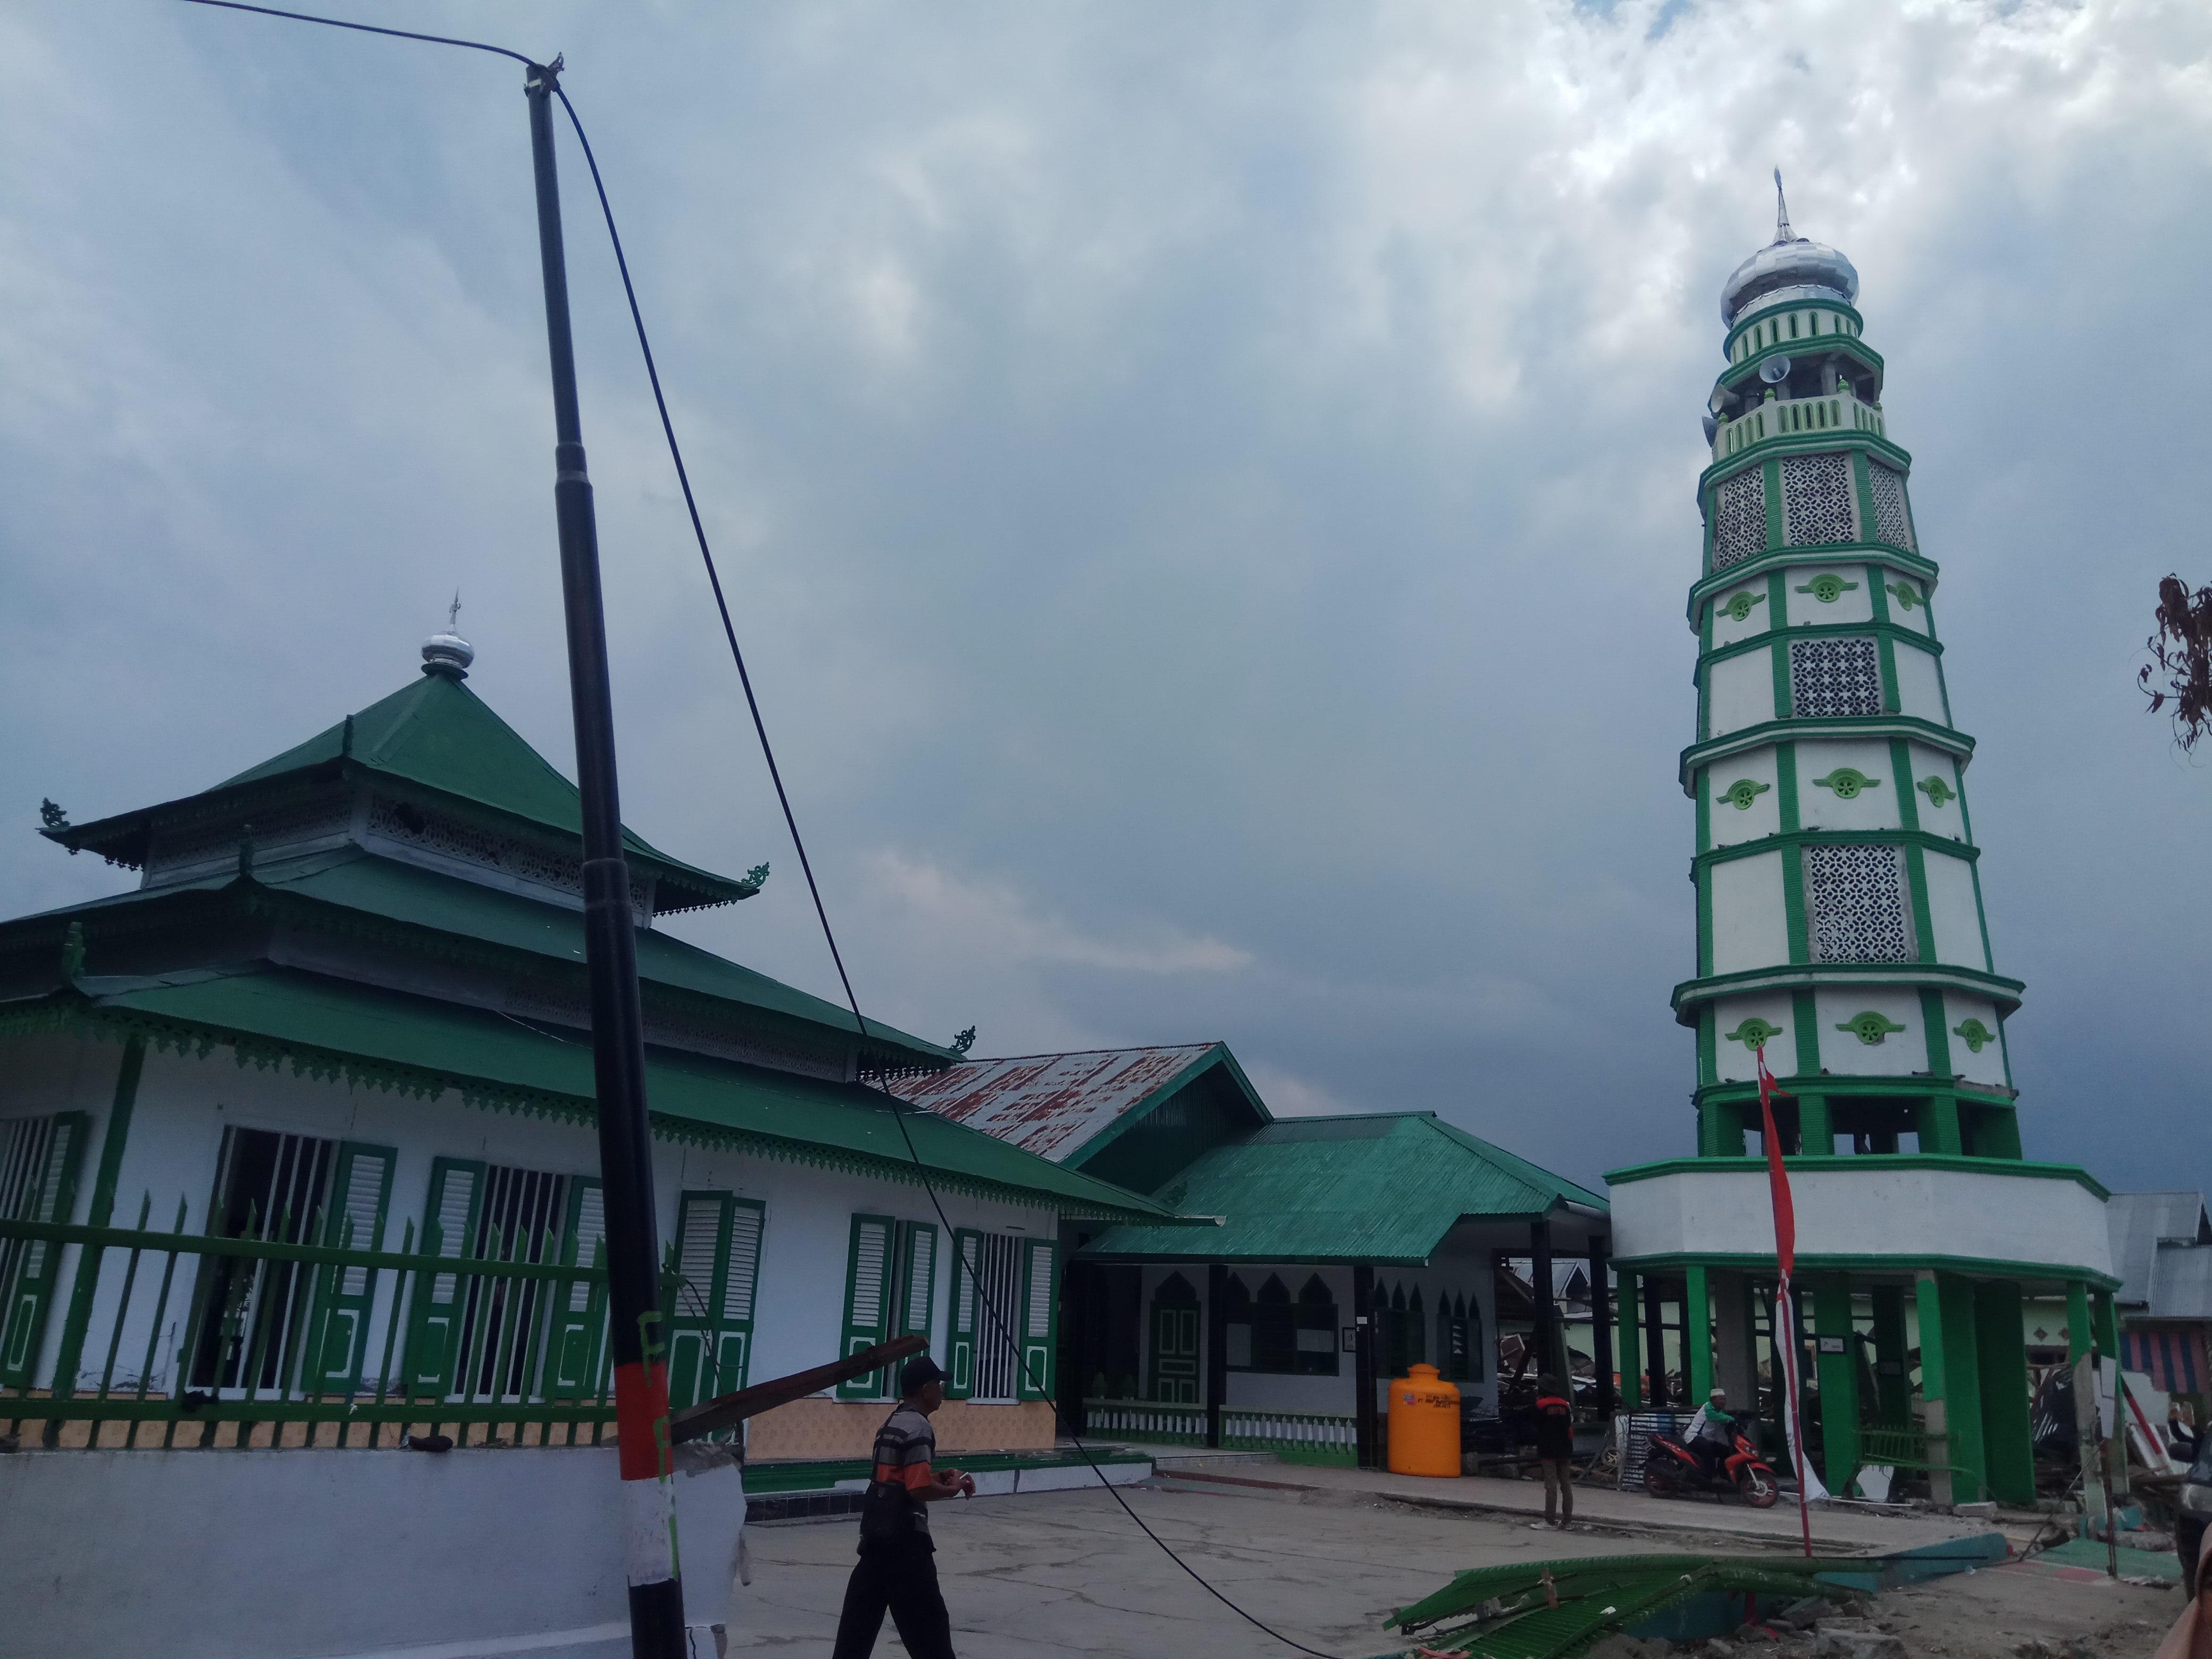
[{"x1": 1084, "y1": 1112, "x2": 1607, "y2": 1266}]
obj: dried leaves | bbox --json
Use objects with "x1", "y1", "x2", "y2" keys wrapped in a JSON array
[{"x1": 2140, "y1": 574, "x2": 2212, "y2": 752}]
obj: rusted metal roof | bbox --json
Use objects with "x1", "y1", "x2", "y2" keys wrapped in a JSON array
[{"x1": 884, "y1": 1045, "x2": 1225, "y2": 1164}]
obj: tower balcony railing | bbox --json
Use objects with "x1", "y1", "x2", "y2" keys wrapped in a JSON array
[{"x1": 1712, "y1": 389, "x2": 1888, "y2": 463}]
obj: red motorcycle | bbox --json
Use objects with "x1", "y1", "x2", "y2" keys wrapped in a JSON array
[{"x1": 1641, "y1": 1427, "x2": 1779, "y2": 1507}]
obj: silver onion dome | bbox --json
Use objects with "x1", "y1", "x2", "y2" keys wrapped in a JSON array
[
  {"x1": 421, "y1": 592, "x2": 474, "y2": 678},
  {"x1": 1720, "y1": 171, "x2": 1858, "y2": 329}
]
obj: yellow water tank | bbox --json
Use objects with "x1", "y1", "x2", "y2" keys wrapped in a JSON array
[{"x1": 1387, "y1": 1362, "x2": 1461, "y2": 1477}]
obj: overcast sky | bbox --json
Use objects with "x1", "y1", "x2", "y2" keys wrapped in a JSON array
[{"x1": 3, "y1": 2, "x2": 2207, "y2": 1194}]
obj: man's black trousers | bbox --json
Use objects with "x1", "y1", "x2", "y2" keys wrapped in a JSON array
[{"x1": 831, "y1": 1538, "x2": 956, "y2": 1659}]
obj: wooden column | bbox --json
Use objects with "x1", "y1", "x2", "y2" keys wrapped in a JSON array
[
  {"x1": 1588, "y1": 1233, "x2": 1616, "y2": 1417},
  {"x1": 1529, "y1": 1218, "x2": 1560, "y2": 1381},
  {"x1": 1352, "y1": 1262, "x2": 1378, "y2": 1469},
  {"x1": 1644, "y1": 1277, "x2": 1669, "y2": 1407},
  {"x1": 1204, "y1": 1263, "x2": 1228, "y2": 1448}
]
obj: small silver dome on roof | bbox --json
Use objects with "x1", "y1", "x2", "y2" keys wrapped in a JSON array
[
  {"x1": 421, "y1": 592, "x2": 474, "y2": 679},
  {"x1": 1720, "y1": 172, "x2": 1858, "y2": 329}
]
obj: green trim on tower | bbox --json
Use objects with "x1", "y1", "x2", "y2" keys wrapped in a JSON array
[
  {"x1": 1774, "y1": 742, "x2": 1801, "y2": 832},
  {"x1": 1967, "y1": 861, "x2": 1998, "y2": 973},
  {"x1": 1682, "y1": 715, "x2": 1973, "y2": 794},
  {"x1": 1702, "y1": 618, "x2": 1945, "y2": 672},
  {"x1": 1697, "y1": 1004, "x2": 1719, "y2": 1090},
  {"x1": 1850, "y1": 451, "x2": 1881, "y2": 549},
  {"x1": 1889, "y1": 740, "x2": 1921, "y2": 833},
  {"x1": 1903, "y1": 842, "x2": 1939, "y2": 965},
  {"x1": 1696, "y1": 860, "x2": 1715, "y2": 978},
  {"x1": 1875, "y1": 633, "x2": 1903, "y2": 715},
  {"x1": 1686, "y1": 544, "x2": 1939, "y2": 628},
  {"x1": 1921, "y1": 990, "x2": 1956, "y2": 1079},
  {"x1": 1780, "y1": 837, "x2": 1810, "y2": 967},
  {"x1": 1672, "y1": 961, "x2": 2025, "y2": 1024},
  {"x1": 1608, "y1": 1249, "x2": 2117, "y2": 1294},
  {"x1": 1791, "y1": 988, "x2": 1822, "y2": 1077},
  {"x1": 1699, "y1": 428, "x2": 1914, "y2": 497},
  {"x1": 1695, "y1": 827, "x2": 1980, "y2": 875}
]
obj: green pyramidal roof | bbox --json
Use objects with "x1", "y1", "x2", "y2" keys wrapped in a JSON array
[{"x1": 45, "y1": 669, "x2": 753, "y2": 912}]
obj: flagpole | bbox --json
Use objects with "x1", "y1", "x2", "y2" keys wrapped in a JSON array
[{"x1": 1755, "y1": 1043, "x2": 1815, "y2": 1559}]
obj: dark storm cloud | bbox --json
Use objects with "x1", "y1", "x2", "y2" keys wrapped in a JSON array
[{"x1": 2, "y1": 2, "x2": 2206, "y2": 1191}]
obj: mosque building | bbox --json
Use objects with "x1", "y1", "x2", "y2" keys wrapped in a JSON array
[{"x1": 1605, "y1": 186, "x2": 2119, "y2": 1504}]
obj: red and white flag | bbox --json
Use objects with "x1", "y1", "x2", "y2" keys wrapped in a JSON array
[{"x1": 1756, "y1": 1044, "x2": 1828, "y2": 1527}]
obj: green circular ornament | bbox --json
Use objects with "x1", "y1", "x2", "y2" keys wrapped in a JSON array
[
  {"x1": 1796, "y1": 573, "x2": 1857, "y2": 604},
  {"x1": 1721, "y1": 778, "x2": 1771, "y2": 810},
  {"x1": 1836, "y1": 1010, "x2": 1906, "y2": 1045},
  {"x1": 1724, "y1": 1017, "x2": 1784, "y2": 1050},
  {"x1": 1953, "y1": 1018, "x2": 1993, "y2": 1054},
  {"x1": 1813, "y1": 767, "x2": 1880, "y2": 800},
  {"x1": 1721, "y1": 591, "x2": 1765, "y2": 624}
]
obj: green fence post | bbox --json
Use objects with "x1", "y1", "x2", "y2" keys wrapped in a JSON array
[
  {"x1": 1974, "y1": 1281, "x2": 2034, "y2": 1505},
  {"x1": 44, "y1": 1040, "x2": 146, "y2": 1446},
  {"x1": 1814, "y1": 1275, "x2": 1860, "y2": 1493}
]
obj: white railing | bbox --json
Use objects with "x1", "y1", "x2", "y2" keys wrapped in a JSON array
[
  {"x1": 1082, "y1": 1398, "x2": 1359, "y2": 1464},
  {"x1": 1713, "y1": 391, "x2": 1886, "y2": 463}
]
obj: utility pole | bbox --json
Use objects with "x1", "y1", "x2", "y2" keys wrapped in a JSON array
[{"x1": 523, "y1": 57, "x2": 684, "y2": 1656}]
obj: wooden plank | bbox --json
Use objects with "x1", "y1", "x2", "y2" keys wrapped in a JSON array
[{"x1": 669, "y1": 1334, "x2": 924, "y2": 1444}]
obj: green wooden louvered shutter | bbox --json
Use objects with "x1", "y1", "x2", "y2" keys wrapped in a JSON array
[
  {"x1": 1016, "y1": 1238, "x2": 1058, "y2": 1401},
  {"x1": 303, "y1": 1142, "x2": 395, "y2": 1393},
  {"x1": 402, "y1": 1157, "x2": 483, "y2": 1398},
  {"x1": 835, "y1": 1213, "x2": 894, "y2": 1400},
  {"x1": 543, "y1": 1177, "x2": 607, "y2": 1400},
  {"x1": 668, "y1": 1191, "x2": 726, "y2": 1411},
  {"x1": 716, "y1": 1197, "x2": 764, "y2": 1398},
  {"x1": 0, "y1": 1112, "x2": 89, "y2": 1390},
  {"x1": 944, "y1": 1229, "x2": 982, "y2": 1400},
  {"x1": 898, "y1": 1222, "x2": 937, "y2": 1347}
]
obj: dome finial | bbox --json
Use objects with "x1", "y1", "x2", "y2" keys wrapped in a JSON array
[
  {"x1": 421, "y1": 591, "x2": 475, "y2": 679},
  {"x1": 1773, "y1": 167, "x2": 1794, "y2": 243}
]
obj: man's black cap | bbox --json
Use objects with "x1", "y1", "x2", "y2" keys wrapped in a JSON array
[{"x1": 900, "y1": 1356, "x2": 948, "y2": 1397}]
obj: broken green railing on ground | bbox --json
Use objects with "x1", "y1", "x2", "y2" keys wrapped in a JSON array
[
  {"x1": 0, "y1": 1206, "x2": 618, "y2": 1450},
  {"x1": 1080, "y1": 1398, "x2": 1358, "y2": 1465},
  {"x1": 1389, "y1": 1554, "x2": 1863, "y2": 1658}
]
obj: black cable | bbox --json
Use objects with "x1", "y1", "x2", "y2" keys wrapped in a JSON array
[
  {"x1": 176, "y1": 0, "x2": 532, "y2": 64},
  {"x1": 554, "y1": 87, "x2": 1344, "y2": 1659},
  {"x1": 173, "y1": 6, "x2": 1342, "y2": 1652}
]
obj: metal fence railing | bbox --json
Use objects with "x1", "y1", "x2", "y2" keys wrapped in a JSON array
[
  {"x1": 1, "y1": 1205, "x2": 617, "y2": 1450},
  {"x1": 1079, "y1": 1398, "x2": 1358, "y2": 1465}
]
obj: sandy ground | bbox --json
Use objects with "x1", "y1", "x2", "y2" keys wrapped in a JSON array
[{"x1": 726, "y1": 1480, "x2": 2177, "y2": 1657}]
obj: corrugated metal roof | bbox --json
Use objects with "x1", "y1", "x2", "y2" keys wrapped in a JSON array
[
  {"x1": 2109, "y1": 1192, "x2": 2212, "y2": 1306},
  {"x1": 1083, "y1": 1113, "x2": 1608, "y2": 1265},
  {"x1": 884, "y1": 1045, "x2": 1225, "y2": 1163}
]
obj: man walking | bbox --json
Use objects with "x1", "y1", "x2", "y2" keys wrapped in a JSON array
[
  {"x1": 1532, "y1": 1374, "x2": 1576, "y2": 1528},
  {"x1": 832, "y1": 1356, "x2": 976, "y2": 1659}
]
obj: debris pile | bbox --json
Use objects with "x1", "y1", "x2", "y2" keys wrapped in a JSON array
[{"x1": 1389, "y1": 1554, "x2": 1865, "y2": 1658}]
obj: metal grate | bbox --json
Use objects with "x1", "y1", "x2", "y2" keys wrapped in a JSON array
[
  {"x1": 1805, "y1": 843, "x2": 1914, "y2": 963},
  {"x1": 1710, "y1": 468, "x2": 1767, "y2": 569},
  {"x1": 1781, "y1": 453, "x2": 1857, "y2": 546},
  {"x1": 455, "y1": 1165, "x2": 571, "y2": 1401},
  {"x1": 190, "y1": 1128, "x2": 338, "y2": 1392},
  {"x1": 1869, "y1": 463, "x2": 1915, "y2": 550},
  {"x1": 1616, "y1": 1411, "x2": 1684, "y2": 1491},
  {"x1": 969, "y1": 1233, "x2": 1024, "y2": 1403},
  {"x1": 1789, "y1": 636, "x2": 1883, "y2": 718}
]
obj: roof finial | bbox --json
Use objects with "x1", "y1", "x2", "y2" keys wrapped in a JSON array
[
  {"x1": 422, "y1": 593, "x2": 475, "y2": 680},
  {"x1": 1773, "y1": 167, "x2": 1795, "y2": 244}
]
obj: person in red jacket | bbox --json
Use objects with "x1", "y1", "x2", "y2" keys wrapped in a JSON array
[{"x1": 1532, "y1": 1374, "x2": 1576, "y2": 1528}]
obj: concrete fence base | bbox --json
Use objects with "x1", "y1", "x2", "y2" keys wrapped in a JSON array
[{"x1": 0, "y1": 1447, "x2": 747, "y2": 1659}]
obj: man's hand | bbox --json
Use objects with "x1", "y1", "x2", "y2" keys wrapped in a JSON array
[{"x1": 932, "y1": 1467, "x2": 976, "y2": 1499}]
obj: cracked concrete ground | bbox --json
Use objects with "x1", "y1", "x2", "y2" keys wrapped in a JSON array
[{"x1": 726, "y1": 1482, "x2": 2174, "y2": 1657}]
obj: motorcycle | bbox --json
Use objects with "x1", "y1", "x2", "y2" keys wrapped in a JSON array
[{"x1": 1641, "y1": 1427, "x2": 1779, "y2": 1507}]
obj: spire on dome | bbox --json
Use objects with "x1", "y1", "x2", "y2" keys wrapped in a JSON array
[
  {"x1": 421, "y1": 591, "x2": 475, "y2": 679},
  {"x1": 1773, "y1": 167, "x2": 1794, "y2": 243}
]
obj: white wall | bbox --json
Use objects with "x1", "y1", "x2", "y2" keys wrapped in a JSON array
[
  {"x1": 1792, "y1": 739, "x2": 1901, "y2": 833},
  {"x1": 1704, "y1": 749, "x2": 1779, "y2": 850},
  {"x1": 1893, "y1": 642, "x2": 1949, "y2": 725},
  {"x1": 1707, "y1": 851, "x2": 1787, "y2": 975},
  {"x1": 1905, "y1": 743, "x2": 1967, "y2": 841},
  {"x1": 1942, "y1": 994, "x2": 2010, "y2": 1090},
  {"x1": 1705, "y1": 649, "x2": 1776, "y2": 738},
  {"x1": 1811, "y1": 986, "x2": 1927, "y2": 1079},
  {"x1": 1922, "y1": 849, "x2": 1991, "y2": 972},
  {"x1": 1781, "y1": 566, "x2": 1875, "y2": 629},
  {"x1": 0, "y1": 1446, "x2": 747, "y2": 1659},
  {"x1": 1707, "y1": 584, "x2": 1772, "y2": 651},
  {"x1": 1710, "y1": 993, "x2": 1796, "y2": 1083},
  {"x1": 1612, "y1": 1163, "x2": 2112, "y2": 1278},
  {"x1": 12, "y1": 1033, "x2": 1052, "y2": 1403},
  {"x1": 1886, "y1": 575, "x2": 1932, "y2": 638}
]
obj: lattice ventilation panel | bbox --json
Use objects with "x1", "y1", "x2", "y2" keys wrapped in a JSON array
[
  {"x1": 1788, "y1": 636, "x2": 1883, "y2": 718},
  {"x1": 1869, "y1": 463, "x2": 1916, "y2": 550},
  {"x1": 1710, "y1": 467, "x2": 1767, "y2": 569},
  {"x1": 1781, "y1": 453, "x2": 1858, "y2": 546},
  {"x1": 1805, "y1": 843, "x2": 1915, "y2": 963}
]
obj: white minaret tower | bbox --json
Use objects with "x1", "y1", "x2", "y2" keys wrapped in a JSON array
[{"x1": 1606, "y1": 178, "x2": 2117, "y2": 1510}]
